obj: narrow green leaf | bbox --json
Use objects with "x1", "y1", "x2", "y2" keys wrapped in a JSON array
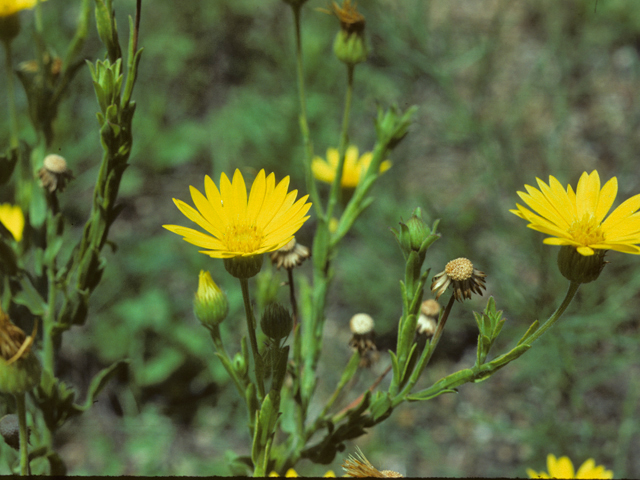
[
  {"x1": 517, "y1": 320, "x2": 540, "y2": 346},
  {"x1": 14, "y1": 276, "x2": 48, "y2": 316},
  {"x1": 76, "y1": 359, "x2": 129, "y2": 411}
]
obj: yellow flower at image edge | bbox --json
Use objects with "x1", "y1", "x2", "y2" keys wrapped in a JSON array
[
  {"x1": 527, "y1": 454, "x2": 613, "y2": 479},
  {"x1": 0, "y1": 0, "x2": 47, "y2": 17},
  {"x1": 511, "y1": 170, "x2": 640, "y2": 256},
  {"x1": 312, "y1": 146, "x2": 391, "y2": 188},
  {"x1": 269, "y1": 468, "x2": 335, "y2": 477},
  {"x1": 163, "y1": 169, "x2": 311, "y2": 259},
  {"x1": 0, "y1": 204, "x2": 24, "y2": 242}
]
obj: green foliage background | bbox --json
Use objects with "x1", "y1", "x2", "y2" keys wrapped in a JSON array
[{"x1": 2, "y1": 0, "x2": 640, "y2": 476}]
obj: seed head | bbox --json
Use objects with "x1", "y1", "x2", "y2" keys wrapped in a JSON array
[{"x1": 431, "y1": 257, "x2": 487, "y2": 302}]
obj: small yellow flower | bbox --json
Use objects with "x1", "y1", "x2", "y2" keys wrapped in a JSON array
[
  {"x1": 164, "y1": 169, "x2": 312, "y2": 259},
  {"x1": 0, "y1": 204, "x2": 24, "y2": 242},
  {"x1": 0, "y1": 0, "x2": 46, "y2": 17},
  {"x1": 269, "y1": 468, "x2": 335, "y2": 477},
  {"x1": 527, "y1": 454, "x2": 613, "y2": 479},
  {"x1": 312, "y1": 146, "x2": 391, "y2": 188},
  {"x1": 511, "y1": 170, "x2": 640, "y2": 256}
]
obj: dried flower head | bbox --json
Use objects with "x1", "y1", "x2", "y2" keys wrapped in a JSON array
[
  {"x1": 342, "y1": 447, "x2": 403, "y2": 477},
  {"x1": 38, "y1": 154, "x2": 74, "y2": 193},
  {"x1": 0, "y1": 308, "x2": 41, "y2": 394},
  {"x1": 322, "y1": 0, "x2": 365, "y2": 35},
  {"x1": 269, "y1": 237, "x2": 311, "y2": 270},
  {"x1": 431, "y1": 258, "x2": 486, "y2": 302},
  {"x1": 416, "y1": 299, "x2": 440, "y2": 337},
  {"x1": 348, "y1": 314, "x2": 378, "y2": 367}
]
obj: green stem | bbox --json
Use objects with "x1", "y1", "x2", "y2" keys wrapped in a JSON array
[
  {"x1": 326, "y1": 64, "x2": 354, "y2": 220},
  {"x1": 393, "y1": 294, "x2": 455, "y2": 406},
  {"x1": 208, "y1": 326, "x2": 247, "y2": 402},
  {"x1": 15, "y1": 393, "x2": 30, "y2": 476},
  {"x1": 239, "y1": 277, "x2": 265, "y2": 399},
  {"x1": 291, "y1": 4, "x2": 321, "y2": 214},
  {"x1": 523, "y1": 281, "x2": 580, "y2": 345},
  {"x1": 2, "y1": 39, "x2": 19, "y2": 149}
]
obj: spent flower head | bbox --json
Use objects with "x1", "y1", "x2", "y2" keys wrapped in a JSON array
[
  {"x1": 269, "y1": 237, "x2": 310, "y2": 270},
  {"x1": 511, "y1": 170, "x2": 640, "y2": 257},
  {"x1": 164, "y1": 169, "x2": 311, "y2": 277},
  {"x1": 312, "y1": 146, "x2": 391, "y2": 188},
  {"x1": 527, "y1": 453, "x2": 613, "y2": 479},
  {"x1": 0, "y1": 204, "x2": 24, "y2": 242},
  {"x1": 342, "y1": 447, "x2": 403, "y2": 477},
  {"x1": 38, "y1": 154, "x2": 74, "y2": 193},
  {"x1": 0, "y1": 308, "x2": 41, "y2": 394},
  {"x1": 431, "y1": 258, "x2": 486, "y2": 302}
]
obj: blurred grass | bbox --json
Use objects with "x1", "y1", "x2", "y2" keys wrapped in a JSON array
[{"x1": 2, "y1": 0, "x2": 640, "y2": 476}]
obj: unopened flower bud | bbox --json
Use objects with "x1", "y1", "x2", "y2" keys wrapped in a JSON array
[
  {"x1": 193, "y1": 271, "x2": 228, "y2": 328},
  {"x1": 557, "y1": 246, "x2": 606, "y2": 284},
  {"x1": 233, "y1": 352, "x2": 248, "y2": 378},
  {"x1": 260, "y1": 303, "x2": 293, "y2": 341},
  {"x1": 38, "y1": 154, "x2": 74, "y2": 193}
]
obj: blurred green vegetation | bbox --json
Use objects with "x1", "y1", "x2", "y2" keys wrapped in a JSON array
[{"x1": 2, "y1": 0, "x2": 640, "y2": 476}]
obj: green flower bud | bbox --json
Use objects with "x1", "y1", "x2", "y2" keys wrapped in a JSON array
[
  {"x1": 223, "y1": 255, "x2": 263, "y2": 279},
  {"x1": 391, "y1": 208, "x2": 433, "y2": 260},
  {"x1": 193, "y1": 271, "x2": 229, "y2": 328},
  {"x1": 333, "y1": 30, "x2": 368, "y2": 66},
  {"x1": 260, "y1": 303, "x2": 293, "y2": 342},
  {"x1": 557, "y1": 246, "x2": 607, "y2": 284},
  {"x1": 233, "y1": 352, "x2": 248, "y2": 378}
]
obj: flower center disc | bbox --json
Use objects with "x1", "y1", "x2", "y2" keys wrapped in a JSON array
[
  {"x1": 225, "y1": 224, "x2": 263, "y2": 254},
  {"x1": 569, "y1": 214, "x2": 605, "y2": 247}
]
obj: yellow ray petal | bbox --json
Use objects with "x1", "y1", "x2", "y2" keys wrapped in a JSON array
[
  {"x1": 172, "y1": 199, "x2": 221, "y2": 238},
  {"x1": 594, "y1": 176, "x2": 617, "y2": 224},
  {"x1": 575, "y1": 171, "x2": 600, "y2": 219}
]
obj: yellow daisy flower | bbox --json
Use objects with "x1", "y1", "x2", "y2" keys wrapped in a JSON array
[
  {"x1": 0, "y1": 0, "x2": 47, "y2": 17},
  {"x1": 527, "y1": 454, "x2": 613, "y2": 479},
  {"x1": 163, "y1": 169, "x2": 311, "y2": 259},
  {"x1": 510, "y1": 170, "x2": 640, "y2": 256},
  {"x1": 0, "y1": 204, "x2": 24, "y2": 242},
  {"x1": 312, "y1": 145, "x2": 391, "y2": 188}
]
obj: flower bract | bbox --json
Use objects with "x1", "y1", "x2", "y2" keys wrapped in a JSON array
[
  {"x1": 511, "y1": 170, "x2": 640, "y2": 256},
  {"x1": 163, "y1": 169, "x2": 311, "y2": 259},
  {"x1": 312, "y1": 146, "x2": 391, "y2": 188},
  {"x1": 527, "y1": 454, "x2": 613, "y2": 479},
  {"x1": 0, "y1": 204, "x2": 24, "y2": 242}
]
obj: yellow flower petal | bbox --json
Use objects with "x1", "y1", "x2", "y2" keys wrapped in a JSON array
[
  {"x1": 165, "y1": 170, "x2": 312, "y2": 259},
  {"x1": 311, "y1": 145, "x2": 391, "y2": 188},
  {"x1": 512, "y1": 171, "x2": 640, "y2": 256},
  {"x1": 0, "y1": 204, "x2": 24, "y2": 242}
]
